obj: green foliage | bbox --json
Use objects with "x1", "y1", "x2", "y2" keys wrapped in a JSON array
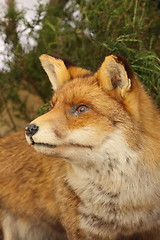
[
  {"x1": 38, "y1": 103, "x2": 50, "y2": 116},
  {"x1": 36, "y1": 0, "x2": 160, "y2": 104},
  {"x1": 0, "y1": 0, "x2": 160, "y2": 132}
]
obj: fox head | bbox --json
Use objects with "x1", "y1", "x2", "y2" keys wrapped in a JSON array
[{"x1": 25, "y1": 54, "x2": 157, "y2": 172}]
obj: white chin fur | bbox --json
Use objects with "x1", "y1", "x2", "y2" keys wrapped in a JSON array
[
  {"x1": 25, "y1": 134, "x2": 33, "y2": 145},
  {"x1": 33, "y1": 145, "x2": 55, "y2": 156},
  {"x1": 25, "y1": 134, "x2": 56, "y2": 156}
]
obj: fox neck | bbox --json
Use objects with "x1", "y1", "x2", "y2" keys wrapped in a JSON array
[
  {"x1": 67, "y1": 130, "x2": 160, "y2": 215},
  {"x1": 137, "y1": 84, "x2": 160, "y2": 139},
  {"x1": 68, "y1": 130, "x2": 139, "y2": 189},
  {"x1": 66, "y1": 130, "x2": 160, "y2": 237}
]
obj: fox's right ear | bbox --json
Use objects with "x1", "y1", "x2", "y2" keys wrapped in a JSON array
[
  {"x1": 39, "y1": 54, "x2": 71, "y2": 91},
  {"x1": 97, "y1": 55, "x2": 134, "y2": 99},
  {"x1": 39, "y1": 54, "x2": 92, "y2": 91}
]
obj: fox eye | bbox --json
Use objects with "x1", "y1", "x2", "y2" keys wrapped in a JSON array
[
  {"x1": 69, "y1": 104, "x2": 90, "y2": 116},
  {"x1": 76, "y1": 105, "x2": 90, "y2": 113}
]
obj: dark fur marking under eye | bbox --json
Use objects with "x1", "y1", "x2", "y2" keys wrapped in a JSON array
[{"x1": 54, "y1": 129, "x2": 63, "y2": 139}]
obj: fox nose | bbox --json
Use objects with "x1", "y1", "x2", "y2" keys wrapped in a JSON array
[{"x1": 25, "y1": 124, "x2": 39, "y2": 136}]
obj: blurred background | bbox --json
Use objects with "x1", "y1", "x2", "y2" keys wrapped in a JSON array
[{"x1": 0, "y1": 0, "x2": 160, "y2": 136}]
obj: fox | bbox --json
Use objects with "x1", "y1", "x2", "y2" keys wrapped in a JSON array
[{"x1": 0, "y1": 53, "x2": 160, "y2": 240}]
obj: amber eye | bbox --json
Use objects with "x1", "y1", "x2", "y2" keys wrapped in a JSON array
[
  {"x1": 76, "y1": 105, "x2": 88, "y2": 113},
  {"x1": 69, "y1": 104, "x2": 90, "y2": 116},
  {"x1": 75, "y1": 104, "x2": 90, "y2": 115}
]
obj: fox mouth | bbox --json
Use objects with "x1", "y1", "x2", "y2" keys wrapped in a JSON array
[
  {"x1": 28, "y1": 136, "x2": 93, "y2": 149},
  {"x1": 29, "y1": 137, "x2": 56, "y2": 148}
]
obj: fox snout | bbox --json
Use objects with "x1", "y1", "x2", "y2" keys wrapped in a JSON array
[{"x1": 25, "y1": 124, "x2": 39, "y2": 137}]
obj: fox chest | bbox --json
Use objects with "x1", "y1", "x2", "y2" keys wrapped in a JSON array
[
  {"x1": 77, "y1": 181, "x2": 123, "y2": 236},
  {"x1": 66, "y1": 135, "x2": 159, "y2": 238},
  {"x1": 71, "y1": 179, "x2": 150, "y2": 239}
]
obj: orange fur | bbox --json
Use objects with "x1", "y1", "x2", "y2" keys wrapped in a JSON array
[{"x1": 0, "y1": 54, "x2": 160, "y2": 240}]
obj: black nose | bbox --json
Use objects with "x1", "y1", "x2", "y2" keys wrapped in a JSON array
[{"x1": 25, "y1": 124, "x2": 39, "y2": 136}]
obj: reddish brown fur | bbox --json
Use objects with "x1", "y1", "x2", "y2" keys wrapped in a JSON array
[{"x1": 0, "y1": 54, "x2": 160, "y2": 240}]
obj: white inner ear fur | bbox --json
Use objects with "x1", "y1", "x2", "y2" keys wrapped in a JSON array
[
  {"x1": 98, "y1": 56, "x2": 131, "y2": 97},
  {"x1": 114, "y1": 62, "x2": 131, "y2": 97},
  {"x1": 40, "y1": 59, "x2": 59, "y2": 90}
]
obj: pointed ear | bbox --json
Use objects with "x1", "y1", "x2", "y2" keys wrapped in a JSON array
[
  {"x1": 39, "y1": 54, "x2": 71, "y2": 91},
  {"x1": 97, "y1": 55, "x2": 134, "y2": 98},
  {"x1": 39, "y1": 54, "x2": 92, "y2": 91}
]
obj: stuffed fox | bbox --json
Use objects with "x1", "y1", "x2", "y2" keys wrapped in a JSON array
[{"x1": 0, "y1": 54, "x2": 160, "y2": 240}]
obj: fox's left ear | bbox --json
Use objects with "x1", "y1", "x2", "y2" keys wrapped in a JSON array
[
  {"x1": 97, "y1": 55, "x2": 134, "y2": 98},
  {"x1": 39, "y1": 54, "x2": 71, "y2": 91},
  {"x1": 40, "y1": 54, "x2": 92, "y2": 91}
]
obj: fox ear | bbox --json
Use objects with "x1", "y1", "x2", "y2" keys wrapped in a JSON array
[
  {"x1": 97, "y1": 55, "x2": 134, "y2": 98},
  {"x1": 39, "y1": 54, "x2": 71, "y2": 91}
]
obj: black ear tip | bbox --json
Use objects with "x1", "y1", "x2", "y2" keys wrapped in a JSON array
[{"x1": 113, "y1": 54, "x2": 134, "y2": 80}]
